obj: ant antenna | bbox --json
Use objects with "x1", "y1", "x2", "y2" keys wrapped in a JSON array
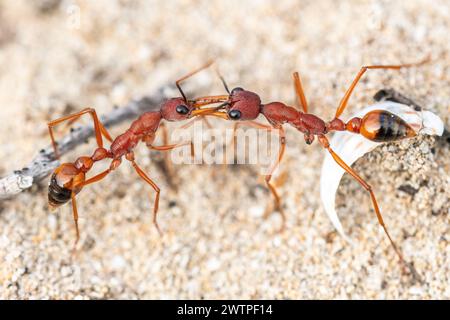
[
  {"x1": 176, "y1": 81, "x2": 188, "y2": 102},
  {"x1": 219, "y1": 75, "x2": 231, "y2": 94},
  {"x1": 175, "y1": 60, "x2": 215, "y2": 102},
  {"x1": 214, "y1": 67, "x2": 231, "y2": 94}
]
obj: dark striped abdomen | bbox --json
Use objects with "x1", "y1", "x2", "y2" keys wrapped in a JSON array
[
  {"x1": 360, "y1": 110, "x2": 416, "y2": 142},
  {"x1": 48, "y1": 173, "x2": 72, "y2": 208}
]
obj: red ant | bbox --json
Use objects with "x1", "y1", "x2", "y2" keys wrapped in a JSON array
[
  {"x1": 195, "y1": 58, "x2": 429, "y2": 276},
  {"x1": 47, "y1": 62, "x2": 228, "y2": 249}
]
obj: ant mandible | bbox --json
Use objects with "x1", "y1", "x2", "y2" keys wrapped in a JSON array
[
  {"x1": 195, "y1": 57, "x2": 429, "y2": 275},
  {"x1": 47, "y1": 62, "x2": 228, "y2": 249}
]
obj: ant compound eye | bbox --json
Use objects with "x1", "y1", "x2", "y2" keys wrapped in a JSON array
[
  {"x1": 231, "y1": 87, "x2": 244, "y2": 95},
  {"x1": 176, "y1": 105, "x2": 189, "y2": 115},
  {"x1": 228, "y1": 110, "x2": 241, "y2": 120}
]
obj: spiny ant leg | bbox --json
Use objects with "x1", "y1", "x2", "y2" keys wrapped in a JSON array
[
  {"x1": 293, "y1": 72, "x2": 309, "y2": 113},
  {"x1": 128, "y1": 156, "x2": 162, "y2": 236},
  {"x1": 48, "y1": 108, "x2": 113, "y2": 158},
  {"x1": 335, "y1": 57, "x2": 430, "y2": 118},
  {"x1": 318, "y1": 135, "x2": 421, "y2": 280}
]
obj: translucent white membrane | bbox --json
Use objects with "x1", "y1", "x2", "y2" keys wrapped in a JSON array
[{"x1": 320, "y1": 102, "x2": 444, "y2": 242}]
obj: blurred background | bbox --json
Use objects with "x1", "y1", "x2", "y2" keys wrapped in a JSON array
[{"x1": 0, "y1": 0, "x2": 449, "y2": 299}]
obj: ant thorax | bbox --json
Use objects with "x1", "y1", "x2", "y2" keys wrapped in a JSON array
[
  {"x1": 261, "y1": 102, "x2": 327, "y2": 136},
  {"x1": 260, "y1": 102, "x2": 298, "y2": 125}
]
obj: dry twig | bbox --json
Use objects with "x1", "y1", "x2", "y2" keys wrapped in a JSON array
[{"x1": 0, "y1": 86, "x2": 172, "y2": 199}]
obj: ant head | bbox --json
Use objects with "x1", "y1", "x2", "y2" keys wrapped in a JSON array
[
  {"x1": 48, "y1": 163, "x2": 85, "y2": 209},
  {"x1": 225, "y1": 87, "x2": 261, "y2": 121},
  {"x1": 160, "y1": 97, "x2": 195, "y2": 121}
]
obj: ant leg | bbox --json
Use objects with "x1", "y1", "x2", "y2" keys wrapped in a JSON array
[
  {"x1": 175, "y1": 60, "x2": 215, "y2": 102},
  {"x1": 71, "y1": 169, "x2": 111, "y2": 250},
  {"x1": 69, "y1": 168, "x2": 112, "y2": 253},
  {"x1": 180, "y1": 118, "x2": 199, "y2": 130},
  {"x1": 160, "y1": 122, "x2": 169, "y2": 145},
  {"x1": 148, "y1": 140, "x2": 195, "y2": 166},
  {"x1": 318, "y1": 135, "x2": 421, "y2": 279},
  {"x1": 292, "y1": 72, "x2": 308, "y2": 113},
  {"x1": 78, "y1": 169, "x2": 112, "y2": 188},
  {"x1": 230, "y1": 121, "x2": 287, "y2": 229},
  {"x1": 48, "y1": 108, "x2": 113, "y2": 158},
  {"x1": 263, "y1": 126, "x2": 286, "y2": 231},
  {"x1": 128, "y1": 157, "x2": 162, "y2": 236},
  {"x1": 224, "y1": 121, "x2": 273, "y2": 167},
  {"x1": 148, "y1": 141, "x2": 193, "y2": 151},
  {"x1": 181, "y1": 113, "x2": 214, "y2": 129},
  {"x1": 334, "y1": 57, "x2": 430, "y2": 118},
  {"x1": 229, "y1": 120, "x2": 275, "y2": 154},
  {"x1": 145, "y1": 127, "x2": 195, "y2": 156},
  {"x1": 70, "y1": 192, "x2": 80, "y2": 253},
  {"x1": 235, "y1": 120, "x2": 275, "y2": 130},
  {"x1": 156, "y1": 123, "x2": 175, "y2": 181}
]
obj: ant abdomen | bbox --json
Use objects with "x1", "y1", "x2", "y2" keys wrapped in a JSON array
[
  {"x1": 359, "y1": 110, "x2": 417, "y2": 142},
  {"x1": 48, "y1": 163, "x2": 85, "y2": 209}
]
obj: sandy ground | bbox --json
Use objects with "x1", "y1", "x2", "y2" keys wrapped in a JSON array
[{"x1": 0, "y1": 0, "x2": 449, "y2": 299}]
